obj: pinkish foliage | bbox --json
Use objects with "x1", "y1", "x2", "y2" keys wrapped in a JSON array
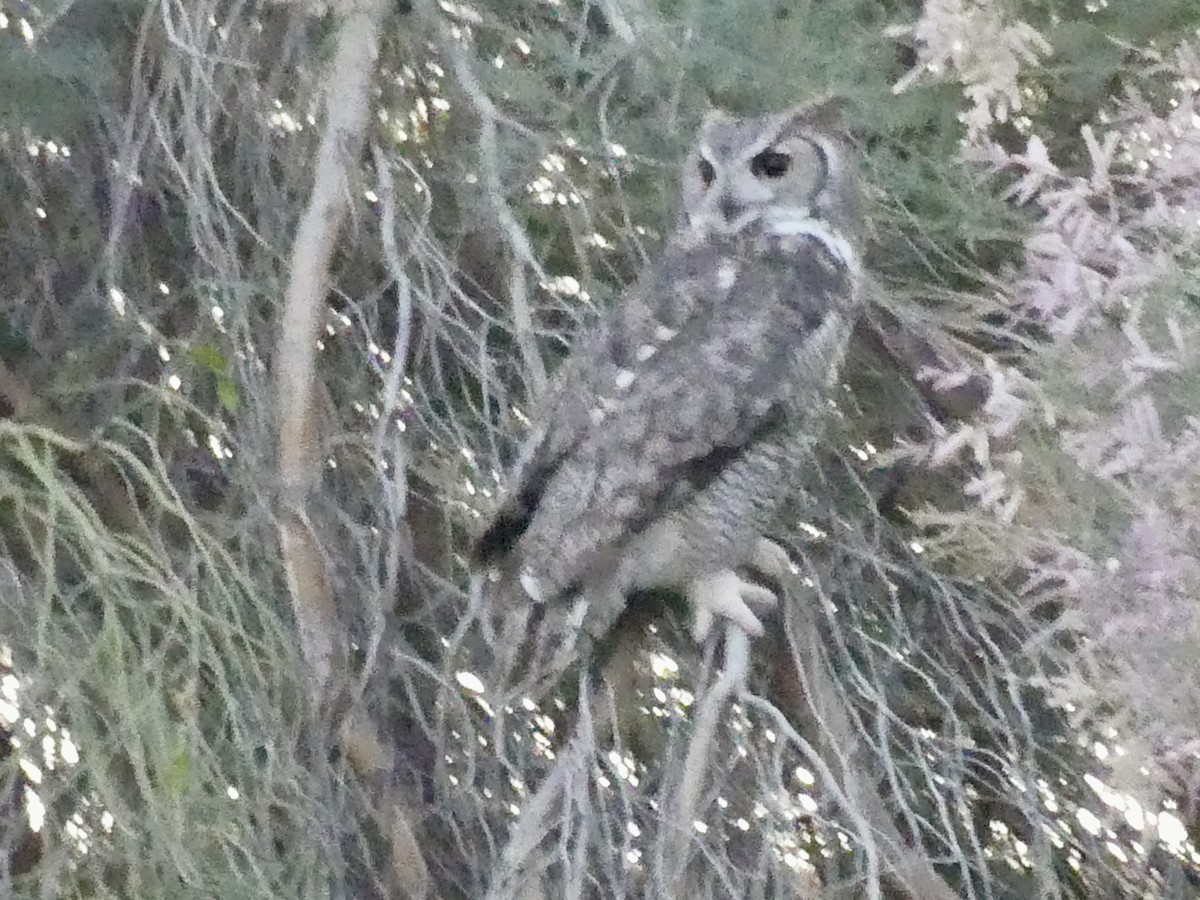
[{"x1": 896, "y1": 8, "x2": 1200, "y2": 798}]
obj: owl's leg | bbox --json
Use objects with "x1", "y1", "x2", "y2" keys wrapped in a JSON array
[{"x1": 688, "y1": 570, "x2": 777, "y2": 642}]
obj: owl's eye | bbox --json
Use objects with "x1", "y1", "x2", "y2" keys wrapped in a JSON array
[
  {"x1": 698, "y1": 158, "x2": 716, "y2": 188},
  {"x1": 751, "y1": 150, "x2": 791, "y2": 178}
]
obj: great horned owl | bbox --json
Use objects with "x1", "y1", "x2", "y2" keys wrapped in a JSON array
[{"x1": 472, "y1": 98, "x2": 866, "y2": 697}]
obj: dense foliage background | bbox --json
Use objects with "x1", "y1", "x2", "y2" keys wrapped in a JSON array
[{"x1": 0, "y1": 0, "x2": 1199, "y2": 896}]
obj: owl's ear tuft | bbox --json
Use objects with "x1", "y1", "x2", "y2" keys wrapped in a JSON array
[
  {"x1": 695, "y1": 108, "x2": 733, "y2": 147},
  {"x1": 779, "y1": 95, "x2": 854, "y2": 139},
  {"x1": 700, "y1": 108, "x2": 733, "y2": 129}
]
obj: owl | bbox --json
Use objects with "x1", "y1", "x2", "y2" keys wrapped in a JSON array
[{"x1": 471, "y1": 98, "x2": 866, "y2": 698}]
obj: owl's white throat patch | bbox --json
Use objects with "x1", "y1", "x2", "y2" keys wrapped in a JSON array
[{"x1": 763, "y1": 208, "x2": 857, "y2": 271}]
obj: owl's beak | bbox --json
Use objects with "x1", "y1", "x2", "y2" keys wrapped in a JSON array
[
  {"x1": 718, "y1": 194, "x2": 744, "y2": 223},
  {"x1": 686, "y1": 193, "x2": 758, "y2": 236},
  {"x1": 684, "y1": 191, "x2": 756, "y2": 236}
]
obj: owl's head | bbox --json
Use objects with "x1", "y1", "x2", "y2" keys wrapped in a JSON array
[{"x1": 681, "y1": 97, "x2": 864, "y2": 263}]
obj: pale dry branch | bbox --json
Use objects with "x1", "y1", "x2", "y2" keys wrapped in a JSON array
[
  {"x1": 274, "y1": 0, "x2": 388, "y2": 698},
  {"x1": 662, "y1": 624, "x2": 750, "y2": 888}
]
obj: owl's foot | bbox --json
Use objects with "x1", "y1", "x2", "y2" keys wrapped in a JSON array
[{"x1": 688, "y1": 569, "x2": 777, "y2": 643}]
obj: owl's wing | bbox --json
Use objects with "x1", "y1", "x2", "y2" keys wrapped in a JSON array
[{"x1": 473, "y1": 241, "x2": 854, "y2": 603}]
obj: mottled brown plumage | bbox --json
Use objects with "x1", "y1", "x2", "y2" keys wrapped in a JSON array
[{"x1": 473, "y1": 99, "x2": 867, "y2": 696}]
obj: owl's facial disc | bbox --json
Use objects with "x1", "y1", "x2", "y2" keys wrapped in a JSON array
[{"x1": 691, "y1": 132, "x2": 832, "y2": 237}]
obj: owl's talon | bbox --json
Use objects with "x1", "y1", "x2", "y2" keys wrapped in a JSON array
[
  {"x1": 688, "y1": 570, "x2": 777, "y2": 642},
  {"x1": 751, "y1": 538, "x2": 794, "y2": 581}
]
